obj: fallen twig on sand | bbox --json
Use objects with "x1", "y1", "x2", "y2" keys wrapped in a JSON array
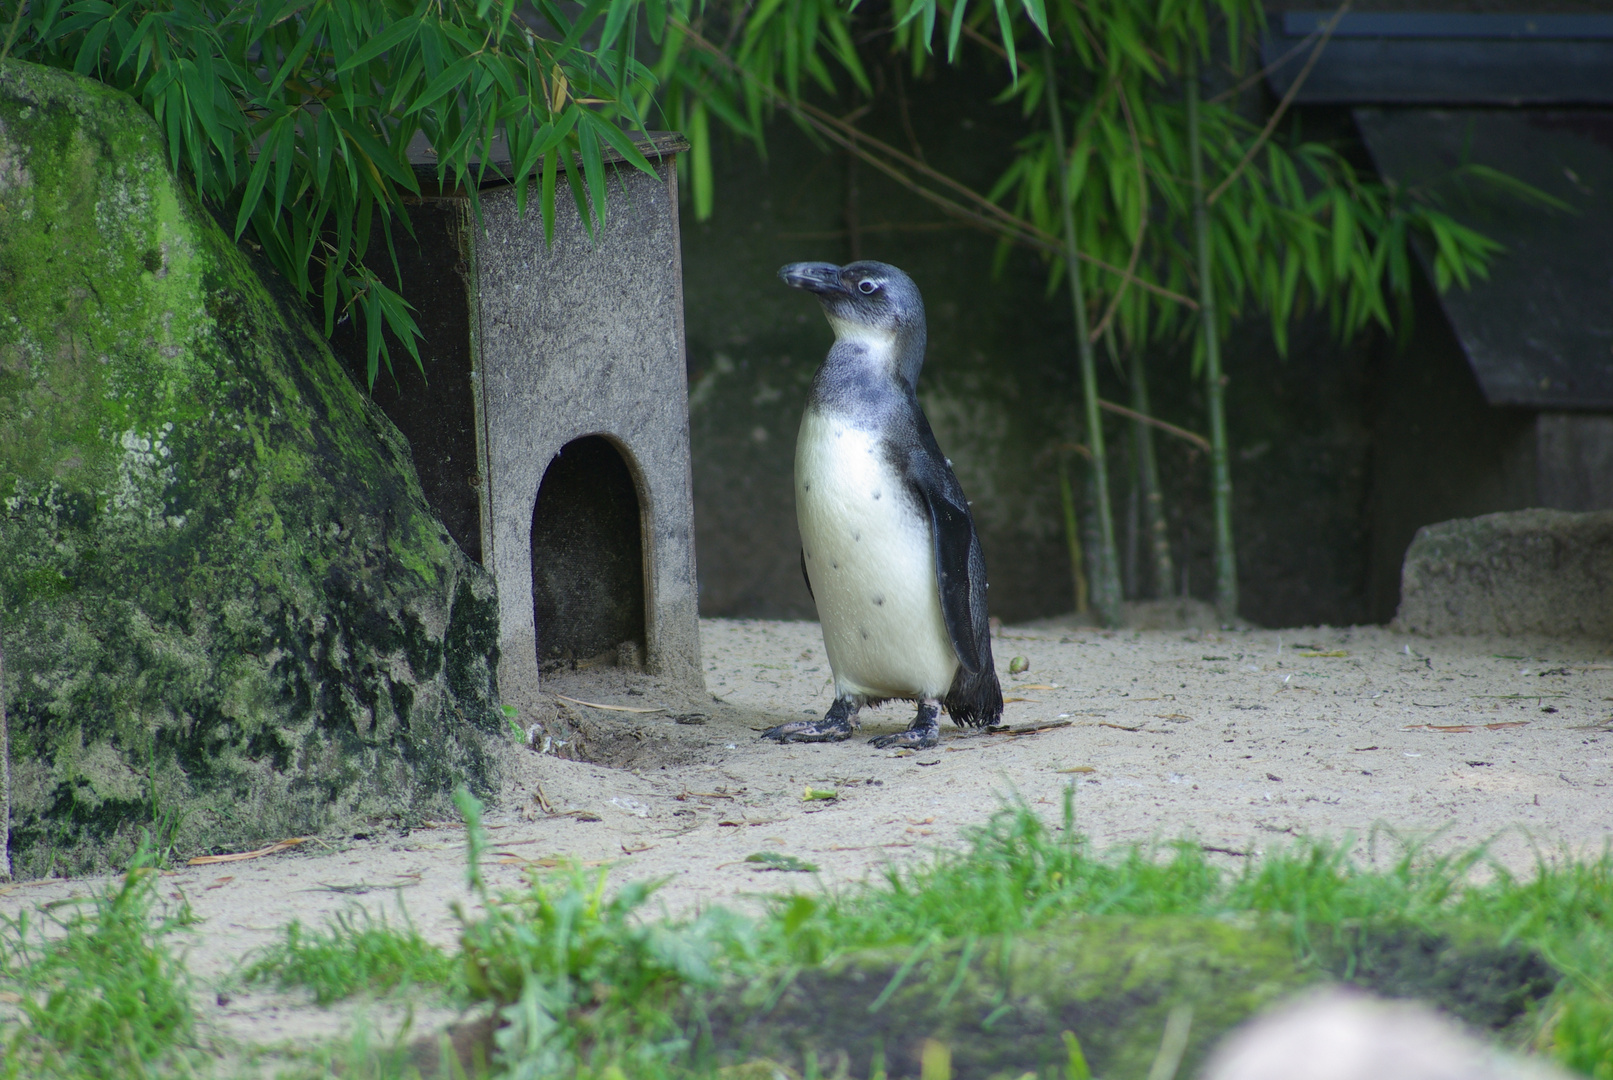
[
  {"x1": 554, "y1": 694, "x2": 666, "y2": 714},
  {"x1": 983, "y1": 719, "x2": 1074, "y2": 737},
  {"x1": 188, "y1": 837, "x2": 309, "y2": 866}
]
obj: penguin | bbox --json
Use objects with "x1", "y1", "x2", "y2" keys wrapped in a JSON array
[{"x1": 762, "y1": 260, "x2": 1003, "y2": 749}]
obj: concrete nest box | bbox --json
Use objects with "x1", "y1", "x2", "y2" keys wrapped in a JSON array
[{"x1": 331, "y1": 135, "x2": 703, "y2": 715}]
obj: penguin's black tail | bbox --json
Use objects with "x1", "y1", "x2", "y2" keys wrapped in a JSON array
[{"x1": 944, "y1": 656, "x2": 1003, "y2": 728}]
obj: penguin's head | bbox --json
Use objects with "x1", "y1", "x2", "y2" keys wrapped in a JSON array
[{"x1": 779, "y1": 260, "x2": 927, "y2": 385}]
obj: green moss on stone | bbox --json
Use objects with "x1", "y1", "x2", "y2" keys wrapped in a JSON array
[
  {"x1": 701, "y1": 916, "x2": 1308, "y2": 1079},
  {"x1": 698, "y1": 916, "x2": 1557, "y2": 1079},
  {"x1": 0, "y1": 61, "x2": 503, "y2": 876}
]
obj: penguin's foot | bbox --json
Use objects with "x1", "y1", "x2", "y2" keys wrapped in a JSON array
[
  {"x1": 869, "y1": 702, "x2": 942, "y2": 750},
  {"x1": 760, "y1": 717, "x2": 855, "y2": 742},
  {"x1": 762, "y1": 697, "x2": 858, "y2": 743}
]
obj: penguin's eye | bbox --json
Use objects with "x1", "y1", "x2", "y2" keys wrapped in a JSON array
[{"x1": 857, "y1": 279, "x2": 880, "y2": 295}]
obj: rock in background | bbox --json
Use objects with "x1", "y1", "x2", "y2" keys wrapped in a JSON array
[
  {"x1": 0, "y1": 61, "x2": 503, "y2": 877},
  {"x1": 1395, "y1": 510, "x2": 1613, "y2": 639}
]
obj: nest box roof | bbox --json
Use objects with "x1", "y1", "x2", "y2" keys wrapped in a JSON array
[{"x1": 1354, "y1": 108, "x2": 1613, "y2": 411}]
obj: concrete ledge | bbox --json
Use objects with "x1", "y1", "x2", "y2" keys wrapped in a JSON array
[{"x1": 1394, "y1": 509, "x2": 1613, "y2": 638}]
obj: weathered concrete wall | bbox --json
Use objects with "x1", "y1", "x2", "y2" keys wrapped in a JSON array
[
  {"x1": 1395, "y1": 509, "x2": 1613, "y2": 639},
  {"x1": 0, "y1": 62, "x2": 504, "y2": 876},
  {"x1": 1538, "y1": 412, "x2": 1613, "y2": 513}
]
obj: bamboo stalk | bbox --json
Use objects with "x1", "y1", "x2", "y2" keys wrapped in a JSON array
[
  {"x1": 1187, "y1": 61, "x2": 1239, "y2": 624},
  {"x1": 1108, "y1": 328, "x2": 1175, "y2": 599},
  {"x1": 1046, "y1": 49, "x2": 1121, "y2": 627},
  {"x1": 1056, "y1": 453, "x2": 1089, "y2": 615},
  {"x1": 1125, "y1": 441, "x2": 1140, "y2": 600}
]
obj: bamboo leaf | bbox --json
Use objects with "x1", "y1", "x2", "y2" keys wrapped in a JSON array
[
  {"x1": 373, "y1": 278, "x2": 425, "y2": 377},
  {"x1": 578, "y1": 110, "x2": 607, "y2": 227},
  {"x1": 542, "y1": 146, "x2": 559, "y2": 245},
  {"x1": 265, "y1": 9, "x2": 322, "y2": 97},
  {"x1": 1455, "y1": 162, "x2": 1575, "y2": 214},
  {"x1": 1020, "y1": 0, "x2": 1049, "y2": 41},
  {"x1": 992, "y1": 0, "x2": 1017, "y2": 81},
  {"x1": 562, "y1": 147, "x2": 594, "y2": 239},
  {"x1": 235, "y1": 125, "x2": 279, "y2": 239},
  {"x1": 945, "y1": 0, "x2": 968, "y2": 62},
  {"x1": 329, "y1": 110, "x2": 418, "y2": 193},
  {"x1": 822, "y1": 10, "x2": 871, "y2": 95},
  {"x1": 689, "y1": 96, "x2": 712, "y2": 220},
  {"x1": 335, "y1": 15, "x2": 418, "y2": 74},
  {"x1": 599, "y1": 0, "x2": 633, "y2": 55},
  {"x1": 272, "y1": 112, "x2": 296, "y2": 217},
  {"x1": 406, "y1": 54, "x2": 479, "y2": 115},
  {"x1": 1330, "y1": 190, "x2": 1352, "y2": 284}
]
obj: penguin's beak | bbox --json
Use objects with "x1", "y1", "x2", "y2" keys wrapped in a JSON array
[{"x1": 778, "y1": 262, "x2": 846, "y2": 296}]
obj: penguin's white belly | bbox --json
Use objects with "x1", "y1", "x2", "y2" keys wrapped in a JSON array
[{"x1": 795, "y1": 408, "x2": 959, "y2": 700}]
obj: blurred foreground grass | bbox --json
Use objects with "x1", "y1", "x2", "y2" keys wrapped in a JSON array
[{"x1": 2, "y1": 788, "x2": 1610, "y2": 1078}]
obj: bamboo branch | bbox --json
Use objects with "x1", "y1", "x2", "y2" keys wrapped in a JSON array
[
  {"x1": 671, "y1": 20, "x2": 1200, "y2": 311},
  {"x1": 789, "y1": 104, "x2": 1060, "y2": 256},
  {"x1": 796, "y1": 98, "x2": 1194, "y2": 307},
  {"x1": 1207, "y1": 0, "x2": 1351, "y2": 206},
  {"x1": 1206, "y1": 23, "x2": 1324, "y2": 106},
  {"x1": 1098, "y1": 399, "x2": 1210, "y2": 453}
]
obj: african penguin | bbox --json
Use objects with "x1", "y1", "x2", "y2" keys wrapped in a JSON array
[{"x1": 761, "y1": 260, "x2": 1003, "y2": 749}]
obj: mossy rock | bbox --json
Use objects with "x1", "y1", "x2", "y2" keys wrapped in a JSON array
[
  {"x1": 1312, "y1": 920, "x2": 1558, "y2": 1035},
  {"x1": 0, "y1": 61, "x2": 503, "y2": 876},
  {"x1": 693, "y1": 916, "x2": 1557, "y2": 1079}
]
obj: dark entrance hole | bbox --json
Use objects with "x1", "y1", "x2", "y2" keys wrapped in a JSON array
[{"x1": 531, "y1": 435, "x2": 647, "y2": 670}]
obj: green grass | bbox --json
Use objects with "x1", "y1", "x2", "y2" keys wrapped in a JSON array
[
  {"x1": 239, "y1": 905, "x2": 459, "y2": 1005},
  {"x1": 404, "y1": 787, "x2": 1610, "y2": 1078},
  {"x1": 742, "y1": 789, "x2": 1613, "y2": 1077},
  {"x1": 4, "y1": 789, "x2": 1611, "y2": 1079},
  {"x1": 0, "y1": 848, "x2": 200, "y2": 1079},
  {"x1": 761, "y1": 793, "x2": 1517, "y2": 959}
]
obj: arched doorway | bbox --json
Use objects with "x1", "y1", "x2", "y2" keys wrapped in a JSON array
[{"x1": 530, "y1": 435, "x2": 647, "y2": 670}]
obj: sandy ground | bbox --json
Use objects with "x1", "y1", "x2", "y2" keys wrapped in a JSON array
[{"x1": 3, "y1": 617, "x2": 1611, "y2": 1060}]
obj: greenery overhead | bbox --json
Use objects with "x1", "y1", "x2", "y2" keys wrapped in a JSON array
[
  {"x1": 2, "y1": 0, "x2": 1532, "y2": 374},
  {"x1": 1, "y1": 0, "x2": 662, "y2": 387}
]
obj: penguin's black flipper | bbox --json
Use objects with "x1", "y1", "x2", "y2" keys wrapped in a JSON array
[
  {"x1": 901, "y1": 430, "x2": 1002, "y2": 728},
  {"x1": 800, "y1": 548, "x2": 814, "y2": 600},
  {"x1": 943, "y1": 535, "x2": 1003, "y2": 727},
  {"x1": 903, "y1": 442, "x2": 988, "y2": 672}
]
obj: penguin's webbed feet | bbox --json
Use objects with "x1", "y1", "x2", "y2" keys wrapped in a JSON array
[
  {"x1": 761, "y1": 697, "x2": 857, "y2": 744},
  {"x1": 869, "y1": 702, "x2": 941, "y2": 750},
  {"x1": 760, "y1": 717, "x2": 855, "y2": 742}
]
